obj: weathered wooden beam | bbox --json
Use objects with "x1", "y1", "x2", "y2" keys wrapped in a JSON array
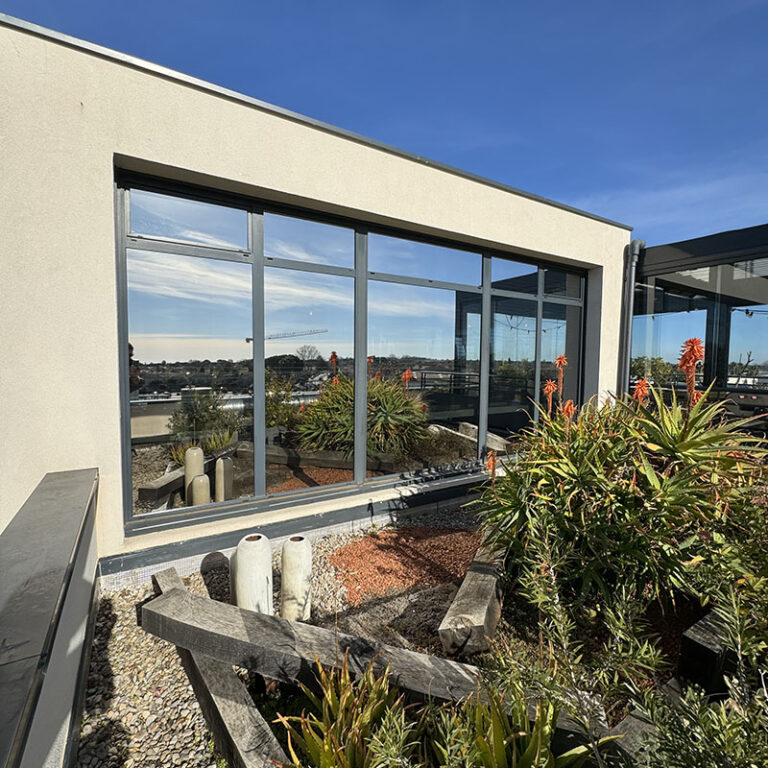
[
  {"x1": 151, "y1": 569, "x2": 287, "y2": 768},
  {"x1": 142, "y1": 581, "x2": 480, "y2": 702},
  {"x1": 438, "y1": 545, "x2": 502, "y2": 656},
  {"x1": 678, "y1": 610, "x2": 732, "y2": 694}
]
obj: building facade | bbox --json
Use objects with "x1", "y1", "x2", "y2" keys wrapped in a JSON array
[{"x1": 0, "y1": 15, "x2": 631, "y2": 562}]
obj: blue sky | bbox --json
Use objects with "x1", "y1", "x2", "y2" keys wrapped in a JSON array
[{"x1": 5, "y1": 0, "x2": 768, "y2": 245}]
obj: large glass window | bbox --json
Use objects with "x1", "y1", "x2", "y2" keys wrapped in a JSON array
[
  {"x1": 264, "y1": 268, "x2": 355, "y2": 494},
  {"x1": 489, "y1": 297, "x2": 537, "y2": 436},
  {"x1": 121, "y1": 182, "x2": 587, "y2": 521},
  {"x1": 632, "y1": 258, "x2": 768, "y2": 403},
  {"x1": 130, "y1": 189, "x2": 248, "y2": 249},
  {"x1": 367, "y1": 281, "x2": 480, "y2": 475},
  {"x1": 368, "y1": 234, "x2": 481, "y2": 285},
  {"x1": 540, "y1": 303, "x2": 582, "y2": 406},
  {"x1": 127, "y1": 250, "x2": 254, "y2": 515},
  {"x1": 265, "y1": 213, "x2": 354, "y2": 268}
]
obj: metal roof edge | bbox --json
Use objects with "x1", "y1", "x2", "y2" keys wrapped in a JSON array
[{"x1": 1, "y1": 12, "x2": 633, "y2": 233}]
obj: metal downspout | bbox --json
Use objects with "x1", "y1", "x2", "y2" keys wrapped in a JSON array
[{"x1": 618, "y1": 239, "x2": 645, "y2": 395}]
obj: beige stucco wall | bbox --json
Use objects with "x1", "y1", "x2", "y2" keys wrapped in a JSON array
[{"x1": 0, "y1": 20, "x2": 630, "y2": 557}]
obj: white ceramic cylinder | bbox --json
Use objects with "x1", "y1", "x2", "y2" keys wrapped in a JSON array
[
  {"x1": 281, "y1": 535, "x2": 312, "y2": 621},
  {"x1": 184, "y1": 446, "x2": 204, "y2": 506},
  {"x1": 215, "y1": 456, "x2": 233, "y2": 502},
  {"x1": 231, "y1": 533, "x2": 273, "y2": 615},
  {"x1": 191, "y1": 474, "x2": 211, "y2": 506}
]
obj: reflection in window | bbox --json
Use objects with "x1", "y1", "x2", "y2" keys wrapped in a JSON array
[
  {"x1": 491, "y1": 257, "x2": 538, "y2": 294},
  {"x1": 368, "y1": 234, "x2": 481, "y2": 285},
  {"x1": 490, "y1": 297, "x2": 537, "y2": 436},
  {"x1": 631, "y1": 277, "x2": 711, "y2": 389},
  {"x1": 264, "y1": 214, "x2": 354, "y2": 268},
  {"x1": 540, "y1": 303, "x2": 581, "y2": 406},
  {"x1": 264, "y1": 268, "x2": 355, "y2": 493},
  {"x1": 130, "y1": 190, "x2": 248, "y2": 249},
  {"x1": 127, "y1": 250, "x2": 254, "y2": 514},
  {"x1": 543, "y1": 267, "x2": 582, "y2": 298},
  {"x1": 368, "y1": 281, "x2": 480, "y2": 474}
]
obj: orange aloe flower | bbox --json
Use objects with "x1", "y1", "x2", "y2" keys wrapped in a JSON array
[
  {"x1": 632, "y1": 378, "x2": 650, "y2": 404},
  {"x1": 299, "y1": 402, "x2": 305, "y2": 412},
  {"x1": 367, "y1": 355, "x2": 373, "y2": 378},
  {"x1": 554, "y1": 354, "x2": 568, "y2": 399},
  {"x1": 562, "y1": 399, "x2": 577, "y2": 420},
  {"x1": 374, "y1": 371, "x2": 382, "y2": 380},
  {"x1": 543, "y1": 379, "x2": 558, "y2": 415},
  {"x1": 678, "y1": 338, "x2": 704, "y2": 407},
  {"x1": 331, "y1": 376, "x2": 339, "y2": 386},
  {"x1": 485, "y1": 450, "x2": 497, "y2": 474},
  {"x1": 402, "y1": 368, "x2": 414, "y2": 389},
  {"x1": 330, "y1": 350, "x2": 338, "y2": 373}
]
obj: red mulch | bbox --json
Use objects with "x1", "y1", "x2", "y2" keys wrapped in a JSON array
[
  {"x1": 267, "y1": 465, "x2": 355, "y2": 494},
  {"x1": 328, "y1": 527, "x2": 482, "y2": 606}
]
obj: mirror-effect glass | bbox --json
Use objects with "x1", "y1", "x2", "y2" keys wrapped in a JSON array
[
  {"x1": 491, "y1": 257, "x2": 538, "y2": 294},
  {"x1": 368, "y1": 234, "x2": 481, "y2": 286},
  {"x1": 539, "y1": 303, "x2": 582, "y2": 408},
  {"x1": 489, "y1": 296, "x2": 537, "y2": 437},
  {"x1": 264, "y1": 213, "x2": 354, "y2": 268},
  {"x1": 631, "y1": 259, "x2": 768, "y2": 427},
  {"x1": 127, "y1": 250, "x2": 254, "y2": 514},
  {"x1": 264, "y1": 268, "x2": 355, "y2": 493},
  {"x1": 130, "y1": 189, "x2": 248, "y2": 250},
  {"x1": 367, "y1": 281, "x2": 480, "y2": 475},
  {"x1": 543, "y1": 267, "x2": 582, "y2": 298}
]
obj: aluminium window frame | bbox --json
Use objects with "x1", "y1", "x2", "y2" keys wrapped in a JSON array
[{"x1": 116, "y1": 172, "x2": 586, "y2": 535}]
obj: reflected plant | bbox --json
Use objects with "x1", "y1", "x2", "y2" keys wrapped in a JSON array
[{"x1": 298, "y1": 374, "x2": 427, "y2": 458}]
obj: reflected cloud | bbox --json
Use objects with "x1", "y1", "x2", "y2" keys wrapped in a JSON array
[
  {"x1": 127, "y1": 251, "x2": 252, "y2": 306},
  {"x1": 130, "y1": 334, "x2": 252, "y2": 364}
]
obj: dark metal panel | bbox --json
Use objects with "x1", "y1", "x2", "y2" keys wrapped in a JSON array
[
  {"x1": 477, "y1": 256, "x2": 492, "y2": 457},
  {"x1": 251, "y1": 211, "x2": 266, "y2": 498},
  {"x1": 367, "y1": 271, "x2": 482, "y2": 293},
  {"x1": 125, "y1": 234, "x2": 251, "y2": 262},
  {"x1": 353, "y1": 230, "x2": 368, "y2": 484},
  {"x1": 264, "y1": 256, "x2": 355, "y2": 278},
  {"x1": 0, "y1": 469, "x2": 98, "y2": 768}
]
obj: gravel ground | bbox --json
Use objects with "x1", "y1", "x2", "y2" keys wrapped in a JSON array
[{"x1": 77, "y1": 506, "x2": 479, "y2": 767}]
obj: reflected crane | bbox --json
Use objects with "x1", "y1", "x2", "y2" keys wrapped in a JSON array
[{"x1": 246, "y1": 328, "x2": 328, "y2": 342}]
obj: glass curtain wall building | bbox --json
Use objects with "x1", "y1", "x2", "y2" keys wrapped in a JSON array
[
  {"x1": 631, "y1": 225, "x2": 768, "y2": 426},
  {"x1": 120, "y1": 177, "x2": 585, "y2": 519}
]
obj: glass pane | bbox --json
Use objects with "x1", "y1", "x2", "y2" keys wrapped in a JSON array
[
  {"x1": 264, "y1": 268, "x2": 354, "y2": 493},
  {"x1": 127, "y1": 250, "x2": 254, "y2": 515},
  {"x1": 491, "y1": 257, "x2": 538, "y2": 294},
  {"x1": 543, "y1": 267, "x2": 582, "y2": 298},
  {"x1": 631, "y1": 273, "x2": 711, "y2": 390},
  {"x1": 489, "y1": 296, "x2": 537, "y2": 437},
  {"x1": 264, "y1": 213, "x2": 354, "y2": 268},
  {"x1": 368, "y1": 233, "x2": 481, "y2": 285},
  {"x1": 720, "y1": 259, "x2": 768, "y2": 394},
  {"x1": 540, "y1": 303, "x2": 582, "y2": 408},
  {"x1": 367, "y1": 282, "x2": 480, "y2": 475},
  {"x1": 130, "y1": 189, "x2": 248, "y2": 249}
]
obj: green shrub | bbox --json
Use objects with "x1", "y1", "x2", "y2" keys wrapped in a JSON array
[
  {"x1": 276, "y1": 653, "x2": 614, "y2": 768},
  {"x1": 480, "y1": 387, "x2": 761, "y2": 604},
  {"x1": 297, "y1": 375, "x2": 427, "y2": 458},
  {"x1": 266, "y1": 371, "x2": 301, "y2": 429},
  {"x1": 169, "y1": 429, "x2": 237, "y2": 466},
  {"x1": 168, "y1": 384, "x2": 243, "y2": 444}
]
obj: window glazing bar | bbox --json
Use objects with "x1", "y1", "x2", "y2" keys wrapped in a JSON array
[
  {"x1": 251, "y1": 210, "x2": 267, "y2": 497},
  {"x1": 477, "y1": 255, "x2": 491, "y2": 459},
  {"x1": 263, "y1": 256, "x2": 355, "y2": 278},
  {"x1": 353, "y1": 231, "x2": 368, "y2": 484},
  {"x1": 367, "y1": 271, "x2": 482, "y2": 293},
  {"x1": 533, "y1": 270, "x2": 544, "y2": 423},
  {"x1": 125, "y1": 235, "x2": 252, "y2": 263},
  {"x1": 116, "y1": 184, "x2": 134, "y2": 524}
]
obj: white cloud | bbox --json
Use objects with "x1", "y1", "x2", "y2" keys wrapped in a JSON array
[
  {"x1": 571, "y1": 164, "x2": 768, "y2": 245},
  {"x1": 130, "y1": 334, "x2": 252, "y2": 363}
]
